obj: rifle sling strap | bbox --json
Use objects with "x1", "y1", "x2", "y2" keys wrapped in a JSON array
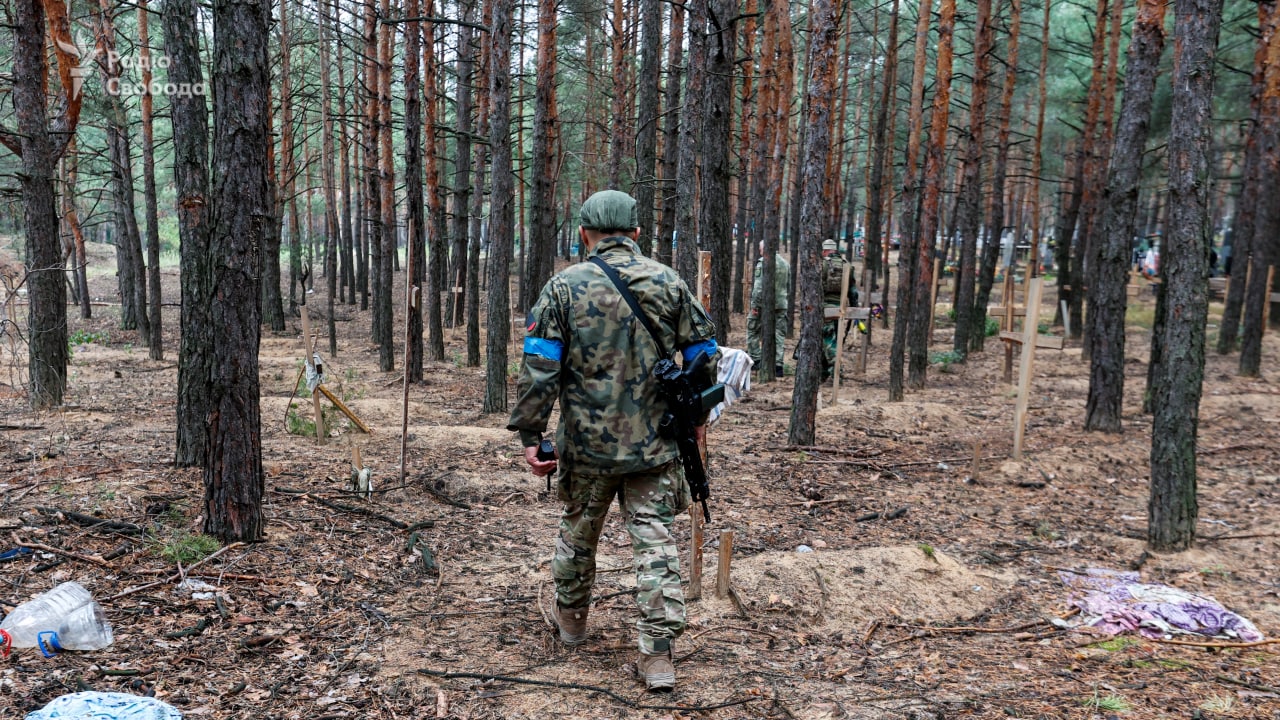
[{"x1": 588, "y1": 256, "x2": 670, "y2": 360}]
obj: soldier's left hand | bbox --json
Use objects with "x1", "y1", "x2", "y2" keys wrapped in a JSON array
[{"x1": 524, "y1": 445, "x2": 558, "y2": 477}]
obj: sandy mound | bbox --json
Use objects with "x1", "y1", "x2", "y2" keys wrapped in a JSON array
[
  {"x1": 697, "y1": 544, "x2": 1015, "y2": 629},
  {"x1": 820, "y1": 401, "x2": 969, "y2": 436}
]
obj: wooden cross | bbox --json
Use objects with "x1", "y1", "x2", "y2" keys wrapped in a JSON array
[
  {"x1": 829, "y1": 264, "x2": 873, "y2": 403},
  {"x1": 989, "y1": 272, "x2": 1025, "y2": 383},
  {"x1": 450, "y1": 269, "x2": 464, "y2": 327},
  {"x1": 1003, "y1": 277, "x2": 1063, "y2": 459},
  {"x1": 299, "y1": 304, "x2": 326, "y2": 445}
]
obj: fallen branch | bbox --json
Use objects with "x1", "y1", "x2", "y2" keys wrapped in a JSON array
[
  {"x1": 416, "y1": 668, "x2": 755, "y2": 711},
  {"x1": 1144, "y1": 636, "x2": 1280, "y2": 650},
  {"x1": 772, "y1": 445, "x2": 884, "y2": 458},
  {"x1": 36, "y1": 506, "x2": 142, "y2": 535},
  {"x1": 892, "y1": 619, "x2": 1048, "y2": 635},
  {"x1": 11, "y1": 532, "x2": 114, "y2": 569},
  {"x1": 1201, "y1": 532, "x2": 1280, "y2": 542}
]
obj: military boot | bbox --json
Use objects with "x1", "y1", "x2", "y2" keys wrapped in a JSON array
[
  {"x1": 550, "y1": 601, "x2": 588, "y2": 646},
  {"x1": 635, "y1": 649, "x2": 675, "y2": 691}
]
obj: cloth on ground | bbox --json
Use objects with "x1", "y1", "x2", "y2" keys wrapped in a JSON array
[
  {"x1": 1059, "y1": 568, "x2": 1263, "y2": 642},
  {"x1": 708, "y1": 346, "x2": 751, "y2": 427}
]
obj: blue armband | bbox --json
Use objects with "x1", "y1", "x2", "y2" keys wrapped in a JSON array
[
  {"x1": 523, "y1": 336, "x2": 564, "y2": 362},
  {"x1": 680, "y1": 338, "x2": 718, "y2": 362}
]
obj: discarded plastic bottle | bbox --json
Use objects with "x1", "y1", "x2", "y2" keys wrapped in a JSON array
[{"x1": 0, "y1": 581, "x2": 113, "y2": 657}]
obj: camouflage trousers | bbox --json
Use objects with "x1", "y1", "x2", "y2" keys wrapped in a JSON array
[
  {"x1": 552, "y1": 460, "x2": 691, "y2": 655},
  {"x1": 746, "y1": 308, "x2": 786, "y2": 369},
  {"x1": 822, "y1": 318, "x2": 839, "y2": 379}
]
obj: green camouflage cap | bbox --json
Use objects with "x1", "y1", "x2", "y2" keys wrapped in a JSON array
[{"x1": 579, "y1": 190, "x2": 638, "y2": 231}]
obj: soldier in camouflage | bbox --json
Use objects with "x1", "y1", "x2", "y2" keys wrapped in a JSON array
[
  {"x1": 507, "y1": 190, "x2": 719, "y2": 692},
  {"x1": 747, "y1": 241, "x2": 790, "y2": 377}
]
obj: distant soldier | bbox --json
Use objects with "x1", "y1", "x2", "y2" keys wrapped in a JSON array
[
  {"x1": 747, "y1": 241, "x2": 790, "y2": 377},
  {"x1": 820, "y1": 239, "x2": 858, "y2": 380},
  {"x1": 507, "y1": 190, "x2": 719, "y2": 692}
]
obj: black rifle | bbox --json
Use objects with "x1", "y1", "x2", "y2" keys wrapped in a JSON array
[{"x1": 654, "y1": 350, "x2": 724, "y2": 521}]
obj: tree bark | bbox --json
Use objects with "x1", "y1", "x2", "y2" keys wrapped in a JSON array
[
  {"x1": 526, "y1": 0, "x2": 559, "y2": 311},
  {"x1": 971, "y1": 0, "x2": 1022, "y2": 354},
  {"x1": 423, "y1": 0, "x2": 446, "y2": 361},
  {"x1": 865, "y1": 0, "x2": 901, "y2": 298},
  {"x1": 1218, "y1": 1, "x2": 1277, "y2": 354},
  {"x1": 788, "y1": 0, "x2": 841, "y2": 445},
  {"x1": 1239, "y1": 3, "x2": 1280, "y2": 375},
  {"x1": 483, "y1": 0, "x2": 515, "y2": 413},
  {"x1": 448, "y1": 2, "x2": 476, "y2": 328},
  {"x1": 14, "y1": 0, "x2": 68, "y2": 409},
  {"x1": 633, "y1": 0, "x2": 662, "y2": 257},
  {"x1": 138, "y1": 0, "x2": 163, "y2": 360},
  {"x1": 166, "y1": 0, "x2": 214, "y2": 467},
  {"x1": 204, "y1": 0, "x2": 269, "y2": 543},
  {"x1": 1085, "y1": 0, "x2": 1167, "y2": 432},
  {"x1": 889, "y1": 0, "x2": 933, "y2": 401},
  {"x1": 364, "y1": 0, "x2": 383, "y2": 336},
  {"x1": 701, "y1": 0, "x2": 736, "y2": 341},
  {"x1": 674, "y1": 0, "x2": 709, "y2": 287},
  {"x1": 1148, "y1": 0, "x2": 1224, "y2": 552},
  {"x1": 403, "y1": 0, "x2": 426, "y2": 382},
  {"x1": 951, "y1": 0, "x2": 994, "y2": 358},
  {"x1": 319, "y1": 0, "x2": 341, "y2": 359},
  {"x1": 608, "y1": 0, "x2": 627, "y2": 188},
  {"x1": 907, "y1": 0, "x2": 956, "y2": 389},
  {"x1": 656, "y1": 2, "x2": 685, "y2": 267},
  {"x1": 378, "y1": 0, "x2": 396, "y2": 372}
]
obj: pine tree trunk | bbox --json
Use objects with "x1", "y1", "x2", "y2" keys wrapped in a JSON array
[
  {"x1": 656, "y1": 3, "x2": 685, "y2": 267},
  {"x1": 889, "y1": 0, "x2": 933, "y2": 401},
  {"x1": 14, "y1": 0, "x2": 68, "y2": 409},
  {"x1": 166, "y1": 0, "x2": 214, "y2": 467},
  {"x1": 788, "y1": 0, "x2": 841, "y2": 445},
  {"x1": 674, "y1": 0, "x2": 709, "y2": 287},
  {"x1": 1238, "y1": 4, "x2": 1280, "y2": 374},
  {"x1": 609, "y1": 0, "x2": 627, "y2": 187},
  {"x1": 319, "y1": 0, "x2": 339, "y2": 358},
  {"x1": 364, "y1": 0, "x2": 382, "y2": 333},
  {"x1": 527, "y1": 0, "x2": 559, "y2": 311},
  {"x1": 378, "y1": 0, "x2": 396, "y2": 372},
  {"x1": 138, "y1": 0, "x2": 163, "y2": 360},
  {"x1": 93, "y1": 0, "x2": 149, "y2": 343},
  {"x1": 402, "y1": 0, "x2": 426, "y2": 382},
  {"x1": 204, "y1": 0, "x2": 269, "y2": 543},
  {"x1": 865, "y1": 0, "x2": 900, "y2": 298},
  {"x1": 483, "y1": 0, "x2": 515, "y2": 413},
  {"x1": 1148, "y1": 0, "x2": 1224, "y2": 552},
  {"x1": 448, "y1": 3, "x2": 476, "y2": 328},
  {"x1": 758, "y1": 0, "x2": 793, "y2": 384},
  {"x1": 1085, "y1": 0, "x2": 1167, "y2": 432},
  {"x1": 1217, "y1": 3, "x2": 1275, "y2": 354},
  {"x1": 62, "y1": 139, "x2": 92, "y2": 320},
  {"x1": 971, "y1": 0, "x2": 1022, "y2": 354},
  {"x1": 1028, "y1": 0, "x2": 1051, "y2": 278},
  {"x1": 424, "y1": 0, "x2": 447, "y2": 361},
  {"x1": 951, "y1": 0, "x2": 994, "y2": 358},
  {"x1": 907, "y1": 0, "x2": 956, "y2": 390},
  {"x1": 701, "y1": 0, "x2": 736, "y2": 341},
  {"x1": 634, "y1": 0, "x2": 662, "y2": 257}
]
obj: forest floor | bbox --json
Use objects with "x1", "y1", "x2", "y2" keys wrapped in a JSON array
[{"x1": 1, "y1": 244, "x2": 1278, "y2": 719}]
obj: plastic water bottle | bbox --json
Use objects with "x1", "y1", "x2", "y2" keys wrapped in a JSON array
[{"x1": 0, "y1": 581, "x2": 113, "y2": 656}]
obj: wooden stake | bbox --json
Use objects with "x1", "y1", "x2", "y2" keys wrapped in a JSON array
[
  {"x1": 716, "y1": 530, "x2": 734, "y2": 599},
  {"x1": 1060, "y1": 299, "x2": 1070, "y2": 337},
  {"x1": 318, "y1": 385, "x2": 372, "y2": 433},
  {"x1": 971, "y1": 439, "x2": 982, "y2": 481},
  {"x1": 1013, "y1": 277, "x2": 1044, "y2": 459},
  {"x1": 1001, "y1": 273, "x2": 1015, "y2": 383},
  {"x1": 929, "y1": 256, "x2": 942, "y2": 339},
  {"x1": 696, "y1": 250, "x2": 712, "y2": 312},
  {"x1": 300, "y1": 304, "x2": 325, "y2": 445},
  {"x1": 688, "y1": 506, "x2": 704, "y2": 600},
  {"x1": 832, "y1": 263, "x2": 853, "y2": 402}
]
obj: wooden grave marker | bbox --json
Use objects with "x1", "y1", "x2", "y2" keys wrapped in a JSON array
[{"x1": 829, "y1": 264, "x2": 873, "y2": 403}]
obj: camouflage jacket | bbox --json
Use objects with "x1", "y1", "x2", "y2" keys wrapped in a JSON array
[
  {"x1": 507, "y1": 236, "x2": 720, "y2": 477},
  {"x1": 751, "y1": 253, "x2": 791, "y2": 311}
]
